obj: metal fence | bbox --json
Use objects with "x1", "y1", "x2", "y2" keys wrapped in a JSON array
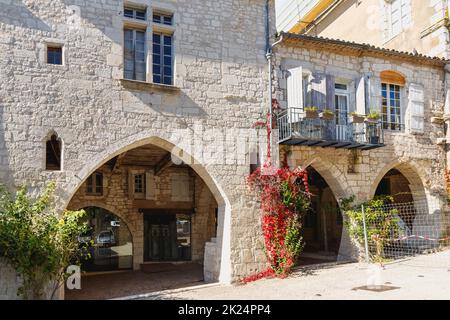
[
  {"x1": 276, "y1": 107, "x2": 384, "y2": 145},
  {"x1": 350, "y1": 200, "x2": 450, "y2": 268}
]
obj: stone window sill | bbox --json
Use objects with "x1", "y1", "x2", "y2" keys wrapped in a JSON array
[{"x1": 119, "y1": 78, "x2": 180, "y2": 92}]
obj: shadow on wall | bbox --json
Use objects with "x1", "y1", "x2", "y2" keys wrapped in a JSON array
[
  {"x1": 0, "y1": 1, "x2": 52, "y2": 31},
  {"x1": 120, "y1": 82, "x2": 208, "y2": 118}
]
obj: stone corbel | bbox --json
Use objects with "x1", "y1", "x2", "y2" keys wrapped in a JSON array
[
  {"x1": 431, "y1": 116, "x2": 445, "y2": 124},
  {"x1": 444, "y1": 114, "x2": 450, "y2": 122}
]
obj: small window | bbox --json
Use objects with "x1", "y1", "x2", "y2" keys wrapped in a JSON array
[
  {"x1": 134, "y1": 174, "x2": 145, "y2": 194},
  {"x1": 47, "y1": 46, "x2": 62, "y2": 65},
  {"x1": 87, "y1": 172, "x2": 103, "y2": 196},
  {"x1": 45, "y1": 134, "x2": 62, "y2": 171},
  {"x1": 335, "y1": 83, "x2": 347, "y2": 91},
  {"x1": 124, "y1": 7, "x2": 146, "y2": 20},
  {"x1": 153, "y1": 12, "x2": 173, "y2": 25}
]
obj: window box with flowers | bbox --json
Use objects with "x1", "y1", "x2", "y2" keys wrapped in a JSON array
[
  {"x1": 319, "y1": 109, "x2": 335, "y2": 121},
  {"x1": 303, "y1": 106, "x2": 319, "y2": 119},
  {"x1": 365, "y1": 110, "x2": 381, "y2": 124},
  {"x1": 350, "y1": 112, "x2": 365, "y2": 124}
]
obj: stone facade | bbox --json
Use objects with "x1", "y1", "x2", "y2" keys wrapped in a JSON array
[
  {"x1": 1, "y1": 0, "x2": 449, "y2": 300},
  {"x1": 277, "y1": 0, "x2": 450, "y2": 59},
  {"x1": 274, "y1": 37, "x2": 449, "y2": 259},
  {"x1": 0, "y1": 0, "x2": 276, "y2": 298}
]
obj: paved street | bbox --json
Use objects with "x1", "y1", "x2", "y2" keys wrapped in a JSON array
[{"x1": 134, "y1": 251, "x2": 450, "y2": 300}]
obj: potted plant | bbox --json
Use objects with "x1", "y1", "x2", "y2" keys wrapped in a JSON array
[
  {"x1": 304, "y1": 106, "x2": 319, "y2": 119},
  {"x1": 365, "y1": 110, "x2": 381, "y2": 124},
  {"x1": 319, "y1": 109, "x2": 335, "y2": 121},
  {"x1": 350, "y1": 112, "x2": 365, "y2": 124}
]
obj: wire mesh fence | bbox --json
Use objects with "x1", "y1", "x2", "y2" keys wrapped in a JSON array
[{"x1": 347, "y1": 198, "x2": 450, "y2": 268}]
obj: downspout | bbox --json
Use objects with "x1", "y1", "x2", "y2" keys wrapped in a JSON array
[{"x1": 266, "y1": 0, "x2": 283, "y2": 160}]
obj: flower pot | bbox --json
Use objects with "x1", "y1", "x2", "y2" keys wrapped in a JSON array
[
  {"x1": 319, "y1": 112, "x2": 335, "y2": 121},
  {"x1": 350, "y1": 115, "x2": 365, "y2": 124},
  {"x1": 370, "y1": 136, "x2": 380, "y2": 144},
  {"x1": 365, "y1": 118, "x2": 379, "y2": 124},
  {"x1": 304, "y1": 111, "x2": 319, "y2": 119}
]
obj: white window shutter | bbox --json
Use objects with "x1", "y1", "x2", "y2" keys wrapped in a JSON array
[
  {"x1": 287, "y1": 66, "x2": 303, "y2": 109},
  {"x1": 356, "y1": 76, "x2": 366, "y2": 115},
  {"x1": 409, "y1": 83, "x2": 425, "y2": 133},
  {"x1": 145, "y1": 171, "x2": 156, "y2": 200},
  {"x1": 311, "y1": 73, "x2": 327, "y2": 110}
]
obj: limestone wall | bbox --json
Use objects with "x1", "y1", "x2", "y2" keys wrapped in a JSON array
[
  {"x1": 274, "y1": 42, "x2": 448, "y2": 260},
  {"x1": 0, "y1": 0, "x2": 276, "y2": 290}
]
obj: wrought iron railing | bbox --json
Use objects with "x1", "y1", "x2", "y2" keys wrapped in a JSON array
[{"x1": 277, "y1": 108, "x2": 384, "y2": 146}]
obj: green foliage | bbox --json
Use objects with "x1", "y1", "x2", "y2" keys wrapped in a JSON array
[
  {"x1": 304, "y1": 106, "x2": 318, "y2": 112},
  {"x1": 366, "y1": 110, "x2": 381, "y2": 120},
  {"x1": 343, "y1": 195, "x2": 401, "y2": 264},
  {"x1": 321, "y1": 109, "x2": 335, "y2": 116},
  {"x1": 0, "y1": 182, "x2": 88, "y2": 299},
  {"x1": 284, "y1": 216, "x2": 304, "y2": 262}
]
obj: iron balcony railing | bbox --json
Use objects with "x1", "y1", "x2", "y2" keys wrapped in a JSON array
[{"x1": 277, "y1": 108, "x2": 385, "y2": 148}]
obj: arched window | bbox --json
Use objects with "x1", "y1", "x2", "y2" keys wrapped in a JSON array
[
  {"x1": 46, "y1": 134, "x2": 62, "y2": 171},
  {"x1": 380, "y1": 70, "x2": 406, "y2": 131}
]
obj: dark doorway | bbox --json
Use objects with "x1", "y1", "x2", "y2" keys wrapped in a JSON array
[
  {"x1": 299, "y1": 167, "x2": 342, "y2": 263},
  {"x1": 144, "y1": 213, "x2": 192, "y2": 262}
]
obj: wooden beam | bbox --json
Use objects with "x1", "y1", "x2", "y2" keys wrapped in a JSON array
[
  {"x1": 154, "y1": 152, "x2": 173, "y2": 176},
  {"x1": 133, "y1": 200, "x2": 193, "y2": 209}
]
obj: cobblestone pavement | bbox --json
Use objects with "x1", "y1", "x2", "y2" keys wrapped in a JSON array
[
  {"x1": 137, "y1": 251, "x2": 450, "y2": 300},
  {"x1": 65, "y1": 263, "x2": 204, "y2": 300}
]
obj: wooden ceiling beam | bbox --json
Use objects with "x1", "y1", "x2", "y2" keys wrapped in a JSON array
[{"x1": 154, "y1": 152, "x2": 173, "y2": 176}]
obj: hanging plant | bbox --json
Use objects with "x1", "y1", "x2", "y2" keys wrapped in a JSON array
[{"x1": 241, "y1": 112, "x2": 311, "y2": 283}]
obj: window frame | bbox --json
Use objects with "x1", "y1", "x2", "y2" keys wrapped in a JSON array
[
  {"x1": 334, "y1": 86, "x2": 350, "y2": 126},
  {"x1": 45, "y1": 134, "x2": 62, "y2": 171},
  {"x1": 133, "y1": 173, "x2": 146, "y2": 198},
  {"x1": 86, "y1": 172, "x2": 104, "y2": 196},
  {"x1": 46, "y1": 45, "x2": 63, "y2": 65},
  {"x1": 152, "y1": 32, "x2": 173, "y2": 85},
  {"x1": 385, "y1": 0, "x2": 412, "y2": 40},
  {"x1": 152, "y1": 11, "x2": 173, "y2": 26},
  {"x1": 381, "y1": 82, "x2": 403, "y2": 131},
  {"x1": 124, "y1": 27, "x2": 147, "y2": 81},
  {"x1": 124, "y1": 6, "x2": 147, "y2": 21}
]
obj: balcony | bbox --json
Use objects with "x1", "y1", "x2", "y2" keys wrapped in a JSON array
[{"x1": 277, "y1": 108, "x2": 385, "y2": 150}]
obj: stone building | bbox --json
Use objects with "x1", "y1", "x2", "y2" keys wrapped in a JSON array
[
  {"x1": 0, "y1": 0, "x2": 275, "y2": 299},
  {"x1": 276, "y1": 0, "x2": 450, "y2": 58},
  {"x1": 0, "y1": 0, "x2": 449, "y2": 300},
  {"x1": 273, "y1": 32, "x2": 450, "y2": 261}
]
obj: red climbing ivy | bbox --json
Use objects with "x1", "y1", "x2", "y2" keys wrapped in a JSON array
[{"x1": 241, "y1": 110, "x2": 311, "y2": 283}]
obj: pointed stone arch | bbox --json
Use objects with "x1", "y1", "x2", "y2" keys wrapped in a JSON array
[
  {"x1": 63, "y1": 134, "x2": 232, "y2": 284},
  {"x1": 369, "y1": 159, "x2": 428, "y2": 204},
  {"x1": 301, "y1": 157, "x2": 351, "y2": 201}
]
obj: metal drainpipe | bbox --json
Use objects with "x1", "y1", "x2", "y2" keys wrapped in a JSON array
[
  {"x1": 266, "y1": 36, "x2": 283, "y2": 151},
  {"x1": 265, "y1": 0, "x2": 284, "y2": 152}
]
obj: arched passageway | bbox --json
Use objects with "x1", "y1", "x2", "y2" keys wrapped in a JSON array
[
  {"x1": 65, "y1": 140, "x2": 224, "y2": 299},
  {"x1": 298, "y1": 167, "x2": 343, "y2": 264},
  {"x1": 79, "y1": 207, "x2": 133, "y2": 272}
]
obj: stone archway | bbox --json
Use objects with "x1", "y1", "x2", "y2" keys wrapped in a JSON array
[
  {"x1": 63, "y1": 135, "x2": 232, "y2": 285},
  {"x1": 301, "y1": 166, "x2": 343, "y2": 261},
  {"x1": 369, "y1": 160, "x2": 428, "y2": 207}
]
